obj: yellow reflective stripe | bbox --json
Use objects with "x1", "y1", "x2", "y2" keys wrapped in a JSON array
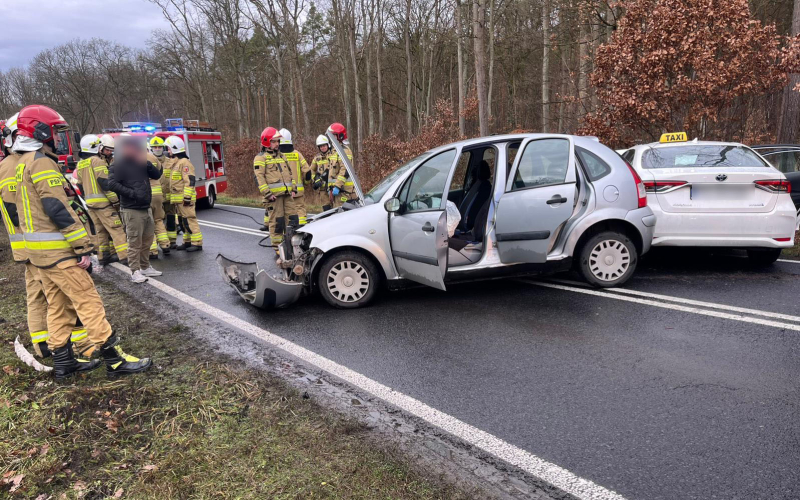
[
  {"x1": 30, "y1": 330, "x2": 49, "y2": 343},
  {"x1": 151, "y1": 186, "x2": 163, "y2": 194},
  {"x1": 65, "y1": 228, "x2": 87, "y2": 242},
  {"x1": 32, "y1": 172, "x2": 62, "y2": 184},
  {"x1": 171, "y1": 172, "x2": 182, "y2": 180},
  {"x1": 10, "y1": 240, "x2": 25, "y2": 249},
  {"x1": 115, "y1": 243, "x2": 128, "y2": 251},
  {"x1": 0, "y1": 196, "x2": 14, "y2": 234},
  {"x1": 337, "y1": 176, "x2": 347, "y2": 182},
  {"x1": 0, "y1": 177, "x2": 15, "y2": 190},
  {"x1": 254, "y1": 161, "x2": 266, "y2": 166},
  {"x1": 71, "y1": 329, "x2": 87, "y2": 342},
  {"x1": 21, "y1": 185, "x2": 33, "y2": 233},
  {"x1": 344, "y1": 182, "x2": 354, "y2": 186},
  {"x1": 189, "y1": 232, "x2": 203, "y2": 241},
  {"x1": 26, "y1": 240, "x2": 72, "y2": 250},
  {"x1": 30, "y1": 169, "x2": 60, "y2": 181},
  {"x1": 295, "y1": 186, "x2": 304, "y2": 192}
]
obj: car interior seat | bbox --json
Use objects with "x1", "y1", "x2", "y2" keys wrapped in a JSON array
[
  {"x1": 448, "y1": 198, "x2": 491, "y2": 267},
  {"x1": 457, "y1": 160, "x2": 492, "y2": 232}
]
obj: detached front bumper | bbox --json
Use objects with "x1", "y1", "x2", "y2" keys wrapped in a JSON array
[{"x1": 216, "y1": 254, "x2": 303, "y2": 309}]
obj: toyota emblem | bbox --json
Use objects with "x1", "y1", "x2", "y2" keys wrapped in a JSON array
[{"x1": 715, "y1": 174, "x2": 728, "y2": 182}]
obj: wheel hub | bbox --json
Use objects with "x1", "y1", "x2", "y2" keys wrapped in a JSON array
[
  {"x1": 327, "y1": 261, "x2": 370, "y2": 303},
  {"x1": 589, "y1": 239, "x2": 630, "y2": 282}
]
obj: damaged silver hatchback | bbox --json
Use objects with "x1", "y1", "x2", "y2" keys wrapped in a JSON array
[{"x1": 218, "y1": 132, "x2": 656, "y2": 309}]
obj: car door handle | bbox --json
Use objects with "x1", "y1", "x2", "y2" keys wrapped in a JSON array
[
  {"x1": 546, "y1": 195, "x2": 567, "y2": 205},
  {"x1": 422, "y1": 222, "x2": 435, "y2": 232}
]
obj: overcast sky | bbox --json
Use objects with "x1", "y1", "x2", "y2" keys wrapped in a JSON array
[{"x1": 0, "y1": 0, "x2": 171, "y2": 71}]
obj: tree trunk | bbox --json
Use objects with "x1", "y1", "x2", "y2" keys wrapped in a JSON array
[
  {"x1": 376, "y1": 0, "x2": 385, "y2": 136},
  {"x1": 455, "y1": 0, "x2": 466, "y2": 136},
  {"x1": 276, "y1": 52, "x2": 285, "y2": 129},
  {"x1": 294, "y1": 58, "x2": 310, "y2": 138},
  {"x1": 487, "y1": 0, "x2": 495, "y2": 119},
  {"x1": 541, "y1": 0, "x2": 550, "y2": 133},
  {"x1": 578, "y1": 17, "x2": 588, "y2": 113},
  {"x1": 348, "y1": 9, "x2": 363, "y2": 154},
  {"x1": 405, "y1": 0, "x2": 414, "y2": 138},
  {"x1": 473, "y1": 0, "x2": 489, "y2": 136},
  {"x1": 778, "y1": 0, "x2": 800, "y2": 144},
  {"x1": 365, "y1": 0, "x2": 375, "y2": 136}
]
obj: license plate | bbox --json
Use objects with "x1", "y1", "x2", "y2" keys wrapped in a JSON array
[{"x1": 691, "y1": 185, "x2": 751, "y2": 200}]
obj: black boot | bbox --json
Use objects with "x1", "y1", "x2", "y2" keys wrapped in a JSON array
[
  {"x1": 52, "y1": 344, "x2": 102, "y2": 380},
  {"x1": 176, "y1": 242, "x2": 191, "y2": 251},
  {"x1": 259, "y1": 225, "x2": 269, "y2": 231},
  {"x1": 186, "y1": 245, "x2": 203, "y2": 252},
  {"x1": 162, "y1": 246, "x2": 171, "y2": 255},
  {"x1": 101, "y1": 335, "x2": 152, "y2": 378},
  {"x1": 108, "y1": 254, "x2": 120, "y2": 264}
]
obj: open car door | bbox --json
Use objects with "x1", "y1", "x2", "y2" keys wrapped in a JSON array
[
  {"x1": 388, "y1": 149, "x2": 457, "y2": 290},
  {"x1": 495, "y1": 136, "x2": 576, "y2": 263},
  {"x1": 327, "y1": 132, "x2": 365, "y2": 205}
]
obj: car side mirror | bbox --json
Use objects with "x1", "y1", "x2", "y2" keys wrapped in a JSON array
[{"x1": 384, "y1": 197, "x2": 401, "y2": 213}]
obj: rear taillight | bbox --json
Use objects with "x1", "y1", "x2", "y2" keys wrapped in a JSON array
[
  {"x1": 773, "y1": 237, "x2": 792, "y2": 242},
  {"x1": 625, "y1": 162, "x2": 647, "y2": 208},
  {"x1": 755, "y1": 179, "x2": 791, "y2": 193},
  {"x1": 642, "y1": 180, "x2": 688, "y2": 193}
]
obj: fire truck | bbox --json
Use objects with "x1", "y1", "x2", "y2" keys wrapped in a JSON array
[{"x1": 99, "y1": 119, "x2": 227, "y2": 208}]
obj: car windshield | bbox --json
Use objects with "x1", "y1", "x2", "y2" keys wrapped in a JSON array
[
  {"x1": 364, "y1": 153, "x2": 431, "y2": 204},
  {"x1": 642, "y1": 145, "x2": 769, "y2": 169}
]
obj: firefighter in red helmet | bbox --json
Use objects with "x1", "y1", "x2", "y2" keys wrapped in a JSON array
[
  {"x1": 253, "y1": 127, "x2": 277, "y2": 231},
  {"x1": 13, "y1": 105, "x2": 151, "y2": 379},
  {"x1": 326, "y1": 123, "x2": 357, "y2": 207},
  {"x1": 257, "y1": 127, "x2": 295, "y2": 246}
]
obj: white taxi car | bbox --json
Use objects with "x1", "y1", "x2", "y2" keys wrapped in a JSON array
[{"x1": 619, "y1": 133, "x2": 796, "y2": 265}]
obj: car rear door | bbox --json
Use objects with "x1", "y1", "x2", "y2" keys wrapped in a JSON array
[
  {"x1": 495, "y1": 136, "x2": 576, "y2": 263},
  {"x1": 389, "y1": 149, "x2": 457, "y2": 290}
]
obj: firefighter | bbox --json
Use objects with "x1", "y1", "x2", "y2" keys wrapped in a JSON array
[
  {"x1": 161, "y1": 144, "x2": 178, "y2": 247},
  {"x1": 13, "y1": 105, "x2": 151, "y2": 379},
  {"x1": 327, "y1": 123, "x2": 357, "y2": 207},
  {"x1": 146, "y1": 136, "x2": 169, "y2": 257},
  {"x1": 262, "y1": 128, "x2": 295, "y2": 246},
  {"x1": 311, "y1": 135, "x2": 337, "y2": 211},
  {"x1": 165, "y1": 136, "x2": 202, "y2": 251},
  {"x1": 75, "y1": 133, "x2": 128, "y2": 265},
  {"x1": 253, "y1": 127, "x2": 277, "y2": 231},
  {"x1": 278, "y1": 128, "x2": 310, "y2": 226}
]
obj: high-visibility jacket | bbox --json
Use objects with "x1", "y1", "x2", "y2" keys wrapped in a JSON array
[
  {"x1": 0, "y1": 152, "x2": 25, "y2": 262},
  {"x1": 264, "y1": 151, "x2": 292, "y2": 196},
  {"x1": 75, "y1": 155, "x2": 118, "y2": 208},
  {"x1": 331, "y1": 146, "x2": 355, "y2": 194},
  {"x1": 161, "y1": 156, "x2": 174, "y2": 197},
  {"x1": 311, "y1": 152, "x2": 337, "y2": 191},
  {"x1": 14, "y1": 150, "x2": 94, "y2": 268},
  {"x1": 253, "y1": 153, "x2": 270, "y2": 195},
  {"x1": 146, "y1": 153, "x2": 164, "y2": 198},
  {"x1": 282, "y1": 151, "x2": 310, "y2": 193},
  {"x1": 170, "y1": 157, "x2": 196, "y2": 204}
]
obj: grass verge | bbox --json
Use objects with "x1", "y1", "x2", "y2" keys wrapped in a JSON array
[
  {"x1": 780, "y1": 231, "x2": 800, "y2": 260},
  {"x1": 0, "y1": 241, "x2": 463, "y2": 498},
  {"x1": 216, "y1": 194, "x2": 324, "y2": 214}
]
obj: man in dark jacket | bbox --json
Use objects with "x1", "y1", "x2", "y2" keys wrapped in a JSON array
[{"x1": 107, "y1": 136, "x2": 162, "y2": 282}]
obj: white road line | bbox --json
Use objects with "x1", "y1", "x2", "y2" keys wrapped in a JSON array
[
  {"x1": 777, "y1": 259, "x2": 800, "y2": 264},
  {"x1": 546, "y1": 277, "x2": 800, "y2": 323},
  {"x1": 109, "y1": 263, "x2": 625, "y2": 500},
  {"x1": 604, "y1": 287, "x2": 800, "y2": 323},
  {"x1": 198, "y1": 220, "x2": 264, "y2": 237},
  {"x1": 521, "y1": 280, "x2": 800, "y2": 332}
]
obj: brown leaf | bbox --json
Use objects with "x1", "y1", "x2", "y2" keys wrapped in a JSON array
[
  {"x1": 8, "y1": 474, "x2": 24, "y2": 493},
  {"x1": 140, "y1": 464, "x2": 158, "y2": 473},
  {"x1": 113, "y1": 488, "x2": 124, "y2": 498}
]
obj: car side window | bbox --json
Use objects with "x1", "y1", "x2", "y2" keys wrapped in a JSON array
[
  {"x1": 401, "y1": 149, "x2": 457, "y2": 213},
  {"x1": 621, "y1": 149, "x2": 635, "y2": 164},
  {"x1": 512, "y1": 138, "x2": 570, "y2": 191},
  {"x1": 576, "y1": 146, "x2": 612, "y2": 181},
  {"x1": 450, "y1": 150, "x2": 472, "y2": 192},
  {"x1": 507, "y1": 142, "x2": 521, "y2": 177}
]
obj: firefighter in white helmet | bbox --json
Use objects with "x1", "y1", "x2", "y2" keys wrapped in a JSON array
[
  {"x1": 310, "y1": 134, "x2": 337, "y2": 211},
  {"x1": 165, "y1": 136, "x2": 202, "y2": 251},
  {"x1": 277, "y1": 128, "x2": 310, "y2": 226},
  {"x1": 146, "y1": 136, "x2": 169, "y2": 257},
  {"x1": 75, "y1": 133, "x2": 128, "y2": 265}
]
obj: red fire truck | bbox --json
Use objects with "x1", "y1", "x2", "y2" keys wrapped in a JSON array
[{"x1": 98, "y1": 119, "x2": 227, "y2": 208}]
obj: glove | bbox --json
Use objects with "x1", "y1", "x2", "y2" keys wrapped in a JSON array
[
  {"x1": 313, "y1": 176, "x2": 323, "y2": 190},
  {"x1": 332, "y1": 187, "x2": 340, "y2": 196},
  {"x1": 305, "y1": 171, "x2": 312, "y2": 181},
  {"x1": 183, "y1": 198, "x2": 192, "y2": 206}
]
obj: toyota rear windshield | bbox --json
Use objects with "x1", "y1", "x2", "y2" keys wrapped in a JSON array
[{"x1": 642, "y1": 145, "x2": 770, "y2": 169}]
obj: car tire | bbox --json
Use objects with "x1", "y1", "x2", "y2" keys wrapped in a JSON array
[
  {"x1": 746, "y1": 248, "x2": 782, "y2": 266},
  {"x1": 576, "y1": 231, "x2": 638, "y2": 287},
  {"x1": 318, "y1": 251, "x2": 381, "y2": 309}
]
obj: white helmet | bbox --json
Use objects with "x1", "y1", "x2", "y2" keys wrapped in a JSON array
[
  {"x1": 98, "y1": 134, "x2": 115, "y2": 150},
  {"x1": 165, "y1": 135, "x2": 186, "y2": 154},
  {"x1": 80, "y1": 134, "x2": 100, "y2": 154},
  {"x1": 3, "y1": 113, "x2": 19, "y2": 149},
  {"x1": 315, "y1": 134, "x2": 330, "y2": 148},
  {"x1": 278, "y1": 128, "x2": 292, "y2": 145}
]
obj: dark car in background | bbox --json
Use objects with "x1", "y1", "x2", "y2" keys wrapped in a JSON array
[{"x1": 752, "y1": 145, "x2": 800, "y2": 216}]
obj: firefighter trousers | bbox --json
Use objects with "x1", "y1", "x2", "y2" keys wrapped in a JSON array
[
  {"x1": 332, "y1": 190, "x2": 356, "y2": 208},
  {"x1": 38, "y1": 261, "x2": 113, "y2": 352},
  {"x1": 177, "y1": 203, "x2": 202, "y2": 246},
  {"x1": 294, "y1": 193, "x2": 307, "y2": 226},
  {"x1": 164, "y1": 203, "x2": 177, "y2": 244},
  {"x1": 88, "y1": 205, "x2": 128, "y2": 261},
  {"x1": 267, "y1": 194, "x2": 297, "y2": 245},
  {"x1": 150, "y1": 194, "x2": 169, "y2": 255},
  {"x1": 25, "y1": 263, "x2": 95, "y2": 357},
  {"x1": 262, "y1": 192, "x2": 271, "y2": 226}
]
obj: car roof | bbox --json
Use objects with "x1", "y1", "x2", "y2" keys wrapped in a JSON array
[
  {"x1": 422, "y1": 133, "x2": 602, "y2": 155},
  {"x1": 631, "y1": 140, "x2": 747, "y2": 150},
  {"x1": 751, "y1": 144, "x2": 800, "y2": 149}
]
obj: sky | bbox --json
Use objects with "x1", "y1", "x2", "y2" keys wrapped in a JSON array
[{"x1": 0, "y1": 0, "x2": 171, "y2": 71}]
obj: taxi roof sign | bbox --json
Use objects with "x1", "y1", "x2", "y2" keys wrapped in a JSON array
[{"x1": 660, "y1": 132, "x2": 687, "y2": 143}]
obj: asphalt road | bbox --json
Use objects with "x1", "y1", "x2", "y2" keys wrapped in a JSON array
[{"x1": 151, "y1": 204, "x2": 800, "y2": 500}]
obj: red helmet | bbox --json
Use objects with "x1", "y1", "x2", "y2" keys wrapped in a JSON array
[
  {"x1": 16, "y1": 105, "x2": 68, "y2": 144},
  {"x1": 327, "y1": 122, "x2": 347, "y2": 142},
  {"x1": 260, "y1": 127, "x2": 279, "y2": 148}
]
